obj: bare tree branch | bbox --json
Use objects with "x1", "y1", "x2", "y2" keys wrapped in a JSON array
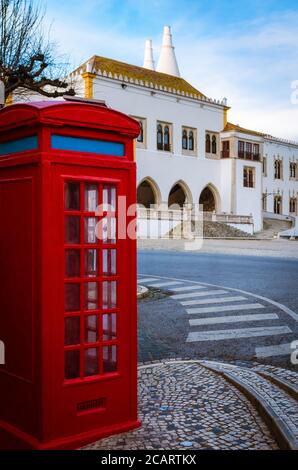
[{"x1": 0, "y1": 0, "x2": 75, "y2": 101}]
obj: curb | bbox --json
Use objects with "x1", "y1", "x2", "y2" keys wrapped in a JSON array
[
  {"x1": 200, "y1": 361, "x2": 298, "y2": 451},
  {"x1": 137, "y1": 285, "x2": 149, "y2": 299},
  {"x1": 256, "y1": 370, "x2": 298, "y2": 401}
]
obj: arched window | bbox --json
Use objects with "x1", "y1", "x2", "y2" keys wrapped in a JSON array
[
  {"x1": 289, "y1": 198, "x2": 297, "y2": 214},
  {"x1": 164, "y1": 126, "x2": 170, "y2": 151},
  {"x1": 212, "y1": 135, "x2": 217, "y2": 154},
  {"x1": 157, "y1": 124, "x2": 163, "y2": 150},
  {"x1": 290, "y1": 162, "x2": 296, "y2": 179},
  {"x1": 274, "y1": 195, "x2": 282, "y2": 214},
  {"x1": 275, "y1": 160, "x2": 282, "y2": 179},
  {"x1": 182, "y1": 130, "x2": 188, "y2": 150},
  {"x1": 206, "y1": 134, "x2": 211, "y2": 153},
  {"x1": 189, "y1": 131, "x2": 194, "y2": 151},
  {"x1": 137, "y1": 120, "x2": 143, "y2": 143}
]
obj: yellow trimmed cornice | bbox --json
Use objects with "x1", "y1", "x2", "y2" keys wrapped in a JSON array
[
  {"x1": 82, "y1": 72, "x2": 96, "y2": 99},
  {"x1": 223, "y1": 108, "x2": 228, "y2": 127}
]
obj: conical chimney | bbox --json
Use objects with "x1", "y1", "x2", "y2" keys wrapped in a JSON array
[
  {"x1": 156, "y1": 26, "x2": 180, "y2": 77},
  {"x1": 143, "y1": 39, "x2": 155, "y2": 70}
]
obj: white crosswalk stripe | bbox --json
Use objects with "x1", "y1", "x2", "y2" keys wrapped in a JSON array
[
  {"x1": 148, "y1": 281, "x2": 184, "y2": 288},
  {"x1": 182, "y1": 295, "x2": 247, "y2": 306},
  {"x1": 138, "y1": 274, "x2": 296, "y2": 352},
  {"x1": 255, "y1": 342, "x2": 295, "y2": 358},
  {"x1": 137, "y1": 277, "x2": 159, "y2": 283},
  {"x1": 170, "y1": 285, "x2": 206, "y2": 292},
  {"x1": 189, "y1": 313, "x2": 279, "y2": 326},
  {"x1": 186, "y1": 303, "x2": 265, "y2": 315},
  {"x1": 187, "y1": 325, "x2": 292, "y2": 342},
  {"x1": 171, "y1": 289, "x2": 228, "y2": 300}
]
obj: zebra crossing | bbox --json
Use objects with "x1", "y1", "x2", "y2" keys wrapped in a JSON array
[
  {"x1": 181, "y1": 296, "x2": 247, "y2": 306},
  {"x1": 137, "y1": 275, "x2": 296, "y2": 358}
]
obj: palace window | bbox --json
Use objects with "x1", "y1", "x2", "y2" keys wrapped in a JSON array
[
  {"x1": 182, "y1": 130, "x2": 188, "y2": 150},
  {"x1": 290, "y1": 162, "x2": 297, "y2": 179},
  {"x1": 262, "y1": 194, "x2": 267, "y2": 211},
  {"x1": 189, "y1": 131, "x2": 194, "y2": 151},
  {"x1": 274, "y1": 159, "x2": 282, "y2": 179},
  {"x1": 253, "y1": 144, "x2": 260, "y2": 158},
  {"x1": 262, "y1": 157, "x2": 267, "y2": 176},
  {"x1": 182, "y1": 127, "x2": 197, "y2": 155},
  {"x1": 289, "y1": 197, "x2": 297, "y2": 214},
  {"x1": 205, "y1": 134, "x2": 211, "y2": 153},
  {"x1": 212, "y1": 135, "x2": 217, "y2": 154},
  {"x1": 157, "y1": 122, "x2": 172, "y2": 152},
  {"x1": 274, "y1": 195, "x2": 282, "y2": 214},
  {"x1": 206, "y1": 132, "x2": 218, "y2": 156},
  {"x1": 157, "y1": 124, "x2": 163, "y2": 150},
  {"x1": 131, "y1": 116, "x2": 146, "y2": 149},
  {"x1": 137, "y1": 122, "x2": 143, "y2": 143},
  {"x1": 243, "y1": 166, "x2": 255, "y2": 188},
  {"x1": 238, "y1": 141, "x2": 245, "y2": 159},
  {"x1": 221, "y1": 140, "x2": 230, "y2": 158},
  {"x1": 245, "y1": 142, "x2": 252, "y2": 159},
  {"x1": 164, "y1": 126, "x2": 170, "y2": 151},
  {"x1": 238, "y1": 140, "x2": 260, "y2": 161}
]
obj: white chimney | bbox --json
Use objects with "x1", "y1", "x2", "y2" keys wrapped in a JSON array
[
  {"x1": 156, "y1": 26, "x2": 180, "y2": 77},
  {"x1": 143, "y1": 39, "x2": 155, "y2": 70}
]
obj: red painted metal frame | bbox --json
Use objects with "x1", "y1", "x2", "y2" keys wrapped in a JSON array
[{"x1": 0, "y1": 101, "x2": 140, "y2": 449}]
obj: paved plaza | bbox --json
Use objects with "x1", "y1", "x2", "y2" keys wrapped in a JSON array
[
  {"x1": 84, "y1": 360, "x2": 297, "y2": 450},
  {"x1": 84, "y1": 247, "x2": 298, "y2": 451}
]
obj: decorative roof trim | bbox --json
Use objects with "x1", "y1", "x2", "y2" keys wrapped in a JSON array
[
  {"x1": 223, "y1": 122, "x2": 298, "y2": 147},
  {"x1": 71, "y1": 56, "x2": 228, "y2": 108}
]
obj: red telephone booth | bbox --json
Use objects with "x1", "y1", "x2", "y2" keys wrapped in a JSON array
[{"x1": 0, "y1": 99, "x2": 140, "y2": 449}]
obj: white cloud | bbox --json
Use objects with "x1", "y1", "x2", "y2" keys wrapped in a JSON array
[{"x1": 45, "y1": 6, "x2": 298, "y2": 139}]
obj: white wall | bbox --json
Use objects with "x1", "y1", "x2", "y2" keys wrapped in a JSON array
[
  {"x1": 263, "y1": 139, "x2": 298, "y2": 216},
  {"x1": 234, "y1": 159, "x2": 263, "y2": 232},
  {"x1": 80, "y1": 73, "x2": 296, "y2": 233},
  {"x1": 92, "y1": 76, "x2": 232, "y2": 212}
]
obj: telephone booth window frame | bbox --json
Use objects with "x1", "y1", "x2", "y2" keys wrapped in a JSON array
[{"x1": 63, "y1": 179, "x2": 120, "y2": 382}]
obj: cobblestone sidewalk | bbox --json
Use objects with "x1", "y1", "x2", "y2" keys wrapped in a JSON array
[{"x1": 83, "y1": 361, "x2": 280, "y2": 450}]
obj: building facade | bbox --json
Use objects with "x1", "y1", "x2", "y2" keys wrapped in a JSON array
[{"x1": 27, "y1": 26, "x2": 298, "y2": 234}]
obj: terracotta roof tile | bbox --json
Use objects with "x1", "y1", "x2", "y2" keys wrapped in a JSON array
[
  {"x1": 77, "y1": 55, "x2": 207, "y2": 99},
  {"x1": 223, "y1": 122, "x2": 265, "y2": 137},
  {"x1": 223, "y1": 122, "x2": 298, "y2": 146}
]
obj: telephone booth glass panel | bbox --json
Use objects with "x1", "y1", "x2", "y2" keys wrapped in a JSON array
[{"x1": 63, "y1": 181, "x2": 119, "y2": 381}]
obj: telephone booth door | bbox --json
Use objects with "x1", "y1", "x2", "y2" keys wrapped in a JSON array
[{"x1": 47, "y1": 164, "x2": 137, "y2": 444}]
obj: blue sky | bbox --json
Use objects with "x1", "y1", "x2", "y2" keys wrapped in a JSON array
[{"x1": 45, "y1": 0, "x2": 298, "y2": 139}]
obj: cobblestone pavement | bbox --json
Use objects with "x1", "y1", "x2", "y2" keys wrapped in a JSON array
[
  {"x1": 207, "y1": 360, "x2": 298, "y2": 389},
  {"x1": 83, "y1": 361, "x2": 279, "y2": 450},
  {"x1": 201, "y1": 361, "x2": 298, "y2": 445},
  {"x1": 251, "y1": 363, "x2": 298, "y2": 388}
]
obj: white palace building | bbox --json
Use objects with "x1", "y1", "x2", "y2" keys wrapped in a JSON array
[{"x1": 64, "y1": 27, "x2": 298, "y2": 235}]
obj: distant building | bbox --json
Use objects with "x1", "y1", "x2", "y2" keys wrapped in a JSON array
[{"x1": 15, "y1": 26, "x2": 298, "y2": 234}]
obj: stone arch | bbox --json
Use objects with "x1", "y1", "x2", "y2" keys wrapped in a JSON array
[
  {"x1": 168, "y1": 180, "x2": 193, "y2": 209},
  {"x1": 199, "y1": 184, "x2": 221, "y2": 212},
  {"x1": 137, "y1": 177, "x2": 161, "y2": 208}
]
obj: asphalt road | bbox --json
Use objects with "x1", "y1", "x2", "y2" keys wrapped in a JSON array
[{"x1": 137, "y1": 250, "x2": 298, "y2": 369}]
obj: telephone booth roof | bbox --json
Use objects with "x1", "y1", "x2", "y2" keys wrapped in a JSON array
[{"x1": 0, "y1": 100, "x2": 140, "y2": 138}]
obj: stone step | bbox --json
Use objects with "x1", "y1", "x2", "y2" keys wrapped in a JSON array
[
  {"x1": 255, "y1": 218, "x2": 293, "y2": 239},
  {"x1": 200, "y1": 360, "x2": 298, "y2": 450},
  {"x1": 168, "y1": 220, "x2": 253, "y2": 239}
]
